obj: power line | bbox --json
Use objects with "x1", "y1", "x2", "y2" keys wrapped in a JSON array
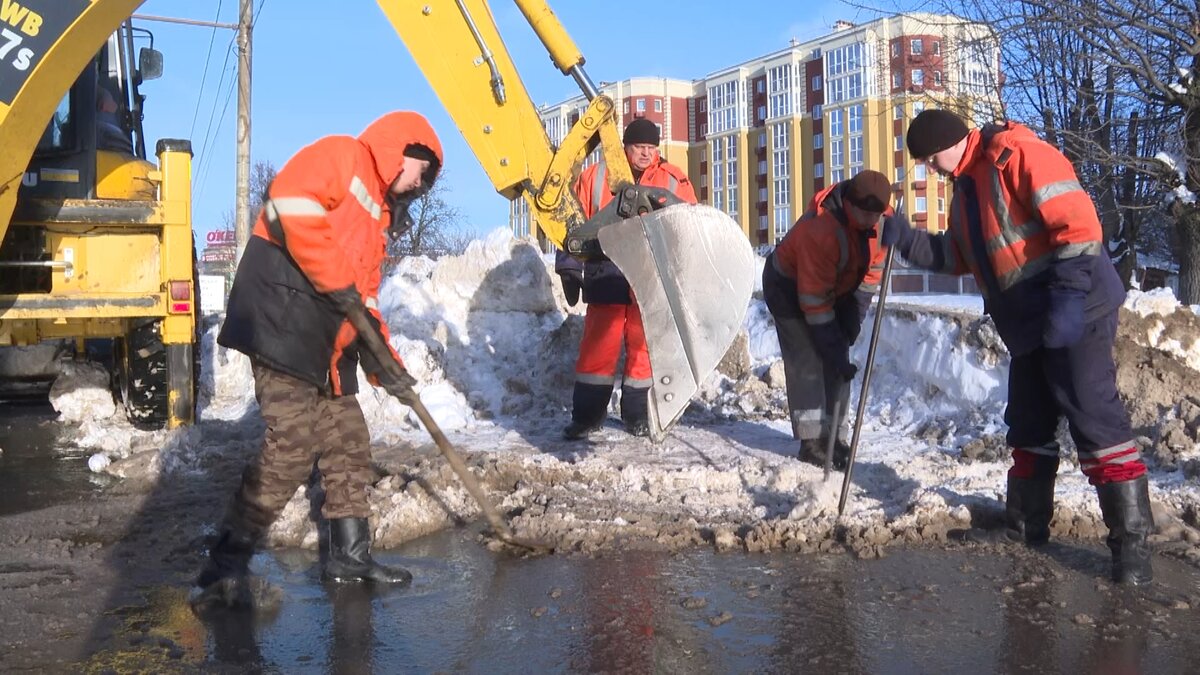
[{"x1": 188, "y1": 0, "x2": 225, "y2": 139}]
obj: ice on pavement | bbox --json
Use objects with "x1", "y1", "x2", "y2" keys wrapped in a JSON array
[{"x1": 45, "y1": 229, "x2": 1200, "y2": 553}]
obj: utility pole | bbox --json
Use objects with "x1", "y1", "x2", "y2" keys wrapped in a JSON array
[{"x1": 234, "y1": 0, "x2": 253, "y2": 265}]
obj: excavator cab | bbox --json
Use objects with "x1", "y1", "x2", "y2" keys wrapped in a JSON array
[{"x1": 1, "y1": 16, "x2": 198, "y2": 429}]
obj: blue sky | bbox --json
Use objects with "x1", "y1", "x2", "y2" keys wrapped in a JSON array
[{"x1": 134, "y1": 0, "x2": 887, "y2": 240}]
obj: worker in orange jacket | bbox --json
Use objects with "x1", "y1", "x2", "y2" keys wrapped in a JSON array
[
  {"x1": 762, "y1": 170, "x2": 893, "y2": 469},
  {"x1": 889, "y1": 108, "x2": 1152, "y2": 584},
  {"x1": 197, "y1": 112, "x2": 443, "y2": 597},
  {"x1": 555, "y1": 118, "x2": 697, "y2": 440}
]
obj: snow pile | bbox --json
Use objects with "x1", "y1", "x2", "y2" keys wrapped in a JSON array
[{"x1": 43, "y1": 228, "x2": 1200, "y2": 556}]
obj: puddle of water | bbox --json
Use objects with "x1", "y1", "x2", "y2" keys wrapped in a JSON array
[
  {"x1": 88, "y1": 528, "x2": 1200, "y2": 674},
  {"x1": 0, "y1": 403, "x2": 113, "y2": 516}
]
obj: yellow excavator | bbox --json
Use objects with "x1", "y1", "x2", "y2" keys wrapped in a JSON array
[
  {"x1": 0, "y1": 0, "x2": 195, "y2": 428},
  {"x1": 0, "y1": 0, "x2": 753, "y2": 438}
]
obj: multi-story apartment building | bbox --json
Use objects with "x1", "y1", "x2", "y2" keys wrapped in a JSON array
[{"x1": 512, "y1": 13, "x2": 1001, "y2": 249}]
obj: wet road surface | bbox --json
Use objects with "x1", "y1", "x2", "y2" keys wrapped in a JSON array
[
  {"x1": 81, "y1": 528, "x2": 1200, "y2": 674},
  {"x1": 2, "y1": 403, "x2": 1199, "y2": 673}
]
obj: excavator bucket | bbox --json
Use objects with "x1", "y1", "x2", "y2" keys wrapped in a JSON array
[{"x1": 597, "y1": 204, "x2": 755, "y2": 440}]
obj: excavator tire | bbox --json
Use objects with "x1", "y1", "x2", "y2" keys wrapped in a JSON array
[{"x1": 116, "y1": 318, "x2": 170, "y2": 429}]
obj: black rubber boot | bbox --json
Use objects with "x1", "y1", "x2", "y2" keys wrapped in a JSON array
[
  {"x1": 1004, "y1": 454, "x2": 1058, "y2": 546},
  {"x1": 797, "y1": 437, "x2": 850, "y2": 470},
  {"x1": 563, "y1": 382, "x2": 612, "y2": 440},
  {"x1": 323, "y1": 518, "x2": 412, "y2": 585},
  {"x1": 195, "y1": 528, "x2": 257, "y2": 590},
  {"x1": 1097, "y1": 475, "x2": 1155, "y2": 585},
  {"x1": 620, "y1": 385, "x2": 651, "y2": 437}
]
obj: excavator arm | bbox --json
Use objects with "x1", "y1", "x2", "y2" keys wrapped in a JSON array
[
  {"x1": 379, "y1": 0, "x2": 755, "y2": 438},
  {"x1": 0, "y1": 0, "x2": 754, "y2": 439}
]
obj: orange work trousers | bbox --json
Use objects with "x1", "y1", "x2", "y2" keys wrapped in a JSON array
[{"x1": 574, "y1": 302, "x2": 653, "y2": 388}]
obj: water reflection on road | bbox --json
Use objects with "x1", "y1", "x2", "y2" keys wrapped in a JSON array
[{"x1": 110, "y1": 527, "x2": 1200, "y2": 674}]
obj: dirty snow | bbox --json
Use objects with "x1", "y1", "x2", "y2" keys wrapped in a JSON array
[{"x1": 42, "y1": 228, "x2": 1200, "y2": 557}]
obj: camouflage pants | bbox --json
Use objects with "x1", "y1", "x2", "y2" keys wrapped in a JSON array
[{"x1": 224, "y1": 363, "x2": 374, "y2": 538}]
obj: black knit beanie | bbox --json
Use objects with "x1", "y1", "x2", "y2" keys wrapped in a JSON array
[
  {"x1": 622, "y1": 118, "x2": 660, "y2": 146},
  {"x1": 906, "y1": 109, "x2": 969, "y2": 159}
]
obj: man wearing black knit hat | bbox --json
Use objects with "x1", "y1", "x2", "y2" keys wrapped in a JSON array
[
  {"x1": 885, "y1": 108, "x2": 1154, "y2": 585},
  {"x1": 555, "y1": 118, "x2": 697, "y2": 440},
  {"x1": 762, "y1": 169, "x2": 898, "y2": 469}
]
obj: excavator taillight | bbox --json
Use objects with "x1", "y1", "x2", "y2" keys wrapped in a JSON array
[{"x1": 169, "y1": 280, "x2": 192, "y2": 314}]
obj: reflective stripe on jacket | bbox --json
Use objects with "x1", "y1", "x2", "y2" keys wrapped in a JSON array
[
  {"x1": 771, "y1": 180, "x2": 889, "y2": 325},
  {"x1": 939, "y1": 122, "x2": 1124, "y2": 354}
]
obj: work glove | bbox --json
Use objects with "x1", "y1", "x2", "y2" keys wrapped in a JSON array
[
  {"x1": 357, "y1": 313, "x2": 419, "y2": 405},
  {"x1": 880, "y1": 212, "x2": 913, "y2": 250},
  {"x1": 1043, "y1": 287, "x2": 1086, "y2": 349},
  {"x1": 558, "y1": 268, "x2": 584, "y2": 306},
  {"x1": 836, "y1": 361, "x2": 858, "y2": 383},
  {"x1": 327, "y1": 285, "x2": 366, "y2": 317}
]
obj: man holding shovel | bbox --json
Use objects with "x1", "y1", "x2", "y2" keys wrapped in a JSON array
[
  {"x1": 196, "y1": 111, "x2": 443, "y2": 596},
  {"x1": 762, "y1": 170, "x2": 897, "y2": 470}
]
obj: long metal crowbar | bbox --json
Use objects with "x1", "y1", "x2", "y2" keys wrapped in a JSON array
[
  {"x1": 837, "y1": 201, "x2": 901, "y2": 516},
  {"x1": 345, "y1": 306, "x2": 553, "y2": 554}
]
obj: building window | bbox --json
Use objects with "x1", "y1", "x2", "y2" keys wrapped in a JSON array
[
  {"x1": 774, "y1": 205, "x2": 792, "y2": 239},
  {"x1": 831, "y1": 138, "x2": 844, "y2": 167},
  {"x1": 913, "y1": 69, "x2": 924, "y2": 86},
  {"x1": 654, "y1": 99, "x2": 663, "y2": 112},
  {"x1": 912, "y1": 39, "x2": 923, "y2": 55},
  {"x1": 758, "y1": 159, "x2": 767, "y2": 174},
  {"x1": 829, "y1": 109, "x2": 843, "y2": 137},
  {"x1": 813, "y1": 132, "x2": 823, "y2": 149},
  {"x1": 913, "y1": 101, "x2": 926, "y2": 117},
  {"x1": 768, "y1": 64, "x2": 793, "y2": 118},
  {"x1": 812, "y1": 75, "x2": 822, "y2": 91},
  {"x1": 933, "y1": 71, "x2": 942, "y2": 86},
  {"x1": 896, "y1": 165, "x2": 906, "y2": 183},
  {"x1": 915, "y1": 196, "x2": 928, "y2": 213},
  {"x1": 813, "y1": 162, "x2": 824, "y2": 178},
  {"x1": 757, "y1": 80, "x2": 765, "y2": 93},
  {"x1": 772, "y1": 122, "x2": 790, "y2": 150},
  {"x1": 894, "y1": 104, "x2": 904, "y2": 120},
  {"x1": 707, "y1": 80, "x2": 742, "y2": 133},
  {"x1": 938, "y1": 197, "x2": 945, "y2": 213},
  {"x1": 637, "y1": 99, "x2": 646, "y2": 112},
  {"x1": 932, "y1": 40, "x2": 941, "y2": 55},
  {"x1": 892, "y1": 72, "x2": 903, "y2": 89},
  {"x1": 891, "y1": 42, "x2": 900, "y2": 58},
  {"x1": 624, "y1": 100, "x2": 629, "y2": 114},
  {"x1": 831, "y1": 168, "x2": 845, "y2": 183},
  {"x1": 914, "y1": 163, "x2": 927, "y2": 181},
  {"x1": 700, "y1": 174, "x2": 708, "y2": 188},
  {"x1": 895, "y1": 135, "x2": 903, "y2": 151},
  {"x1": 757, "y1": 105, "x2": 767, "y2": 121},
  {"x1": 849, "y1": 135, "x2": 863, "y2": 164},
  {"x1": 811, "y1": 104, "x2": 822, "y2": 119},
  {"x1": 848, "y1": 105, "x2": 862, "y2": 134},
  {"x1": 759, "y1": 187, "x2": 768, "y2": 201},
  {"x1": 760, "y1": 214, "x2": 769, "y2": 229}
]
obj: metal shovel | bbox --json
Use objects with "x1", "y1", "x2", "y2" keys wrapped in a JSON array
[{"x1": 346, "y1": 306, "x2": 554, "y2": 554}]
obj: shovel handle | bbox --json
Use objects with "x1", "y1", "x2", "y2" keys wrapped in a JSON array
[{"x1": 344, "y1": 306, "x2": 516, "y2": 540}]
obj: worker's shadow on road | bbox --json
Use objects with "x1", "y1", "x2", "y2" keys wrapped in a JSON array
[{"x1": 76, "y1": 402, "x2": 270, "y2": 669}]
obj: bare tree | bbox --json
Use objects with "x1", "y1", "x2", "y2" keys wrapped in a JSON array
[
  {"x1": 221, "y1": 160, "x2": 278, "y2": 229},
  {"x1": 385, "y1": 171, "x2": 470, "y2": 269},
  {"x1": 905, "y1": 0, "x2": 1198, "y2": 300}
]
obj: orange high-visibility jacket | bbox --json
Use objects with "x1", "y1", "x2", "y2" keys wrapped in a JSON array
[
  {"x1": 575, "y1": 156, "x2": 697, "y2": 218},
  {"x1": 772, "y1": 181, "x2": 890, "y2": 325},
  {"x1": 221, "y1": 111, "x2": 442, "y2": 393},
  {"x1": 568, "y1": 155, "x2": 697, "y2": 305},
  {"x1": 935, "y1": 122, "x2": 1105, "y2": 289},
  {"x1": 919, "y1": 121, "x2": 1123, "y2": 354}
]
